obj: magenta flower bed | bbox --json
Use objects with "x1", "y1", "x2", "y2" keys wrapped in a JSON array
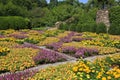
[
  {"x1": 59, "y1": 46, "x2": 98, "y2": 58},
  {"x1": 46, "y1": 42, "x2": 63, "y2": 51},
  {"x1": 59, "y1": 32, "x2": 76, "y2": 43},
  {"x1": 60, "y1": 46, "x2": 77, "y2": 54},
  {"x1": 75, "y1": 48, "x2": 98, "y2": 58},
  {"x1": 0, "y1": 35, "x2": 5, "y2": 38},
  {"x1": 8, "y1": 34, "x2": 28, "y2": 39},
  {"x1": 72, "y1": 37, "x2": 92, "y2": 42},
  {"x1": 14, "y1": 42, "x2": 40, "y2": 49},
  {"x1": 0, "y1": 70, "x2": 37, "y2": 80},
  {"x1": 33, "y1": 49, "x2": 66, "y2": 64}
]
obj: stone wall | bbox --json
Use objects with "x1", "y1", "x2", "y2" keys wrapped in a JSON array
[{"x1": 96, "y1": 9, "x2": 110, "y2": 32}]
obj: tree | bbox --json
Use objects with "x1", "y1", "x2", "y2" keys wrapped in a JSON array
[
  {"x1": 4, "y1": 2, "x2": 28, "y2": 17},
  {"x1": 12, "y1": 0, "x2": 33, "y2": 10},
  {"x1": 39, "y1": 0, "x2": 47, "y2": 7},
  {"x1": 65, "y1": 0, "x2": 79, "y2": 6},
  {"x1": 0, "y1": 0, "x2": 10, "y2": 4},
  {"x1": 87, "y1": 0, "x2": 116, "y2": 9},
  {"x1": 50, "y1": 0, "x2": 58, "y2": 7},
  {"x1": 0, "y1": 3, "x2": 4, "y2": 16}
]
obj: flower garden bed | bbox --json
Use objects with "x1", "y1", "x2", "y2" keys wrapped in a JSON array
[
  {"x1": 29, "y1": 53, "x2": 120, "y2": 80},
  {"x1": 0, "y1": 29, "x2": 120, "y2": 79}
]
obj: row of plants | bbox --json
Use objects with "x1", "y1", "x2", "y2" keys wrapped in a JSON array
[
  {"x1": 0, "y1": 43, "x2": 67, "y2": 74},
  {"x1": 58, "y1": 6, "x2": 120, "y2": 35},
  {"x1": 0, "y1": 70, "x2": 38, "y2": 80},
  {"x1": 72, "y1": 57, "x2": 120, "y2": 80},
  {"x1": 1, "y1": 53, "x2": 120, "y2": 80},
  {"x1": 1, "y1": 29, "x2": 119, "y2": 49},
  {"x1": 0, "y1": 48, "x2": 39, "y2": 73},
  {"x1": 29, "y1": 53, "x2": 120, "y2": 80},
  {"x1": 0, "y1": 46, "x2": 10, "y2": 56},
  {"x1": 0, "y1": 29, "x2": 64, "y2": 45},
  {"x1": 41, "y1": 31, "x2": 120, "y2": 57},
  {"x1": 0, "y1": 16, "x2": 30, "y2": 30},
  {"x1": 0, "y1": 29, "x2": 67, "y2": 73}
]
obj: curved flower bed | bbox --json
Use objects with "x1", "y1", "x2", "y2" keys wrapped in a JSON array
[
  {"x1": 29, "y1": 54, "x2": 120, "y2": 80},
  {"x1": 0, "y1": 48, "x2": 39, "y2": 73},
  {"x1": 58, "y1": 46, "x2": 98, "y2": 58},
  {"x1": 72, "y1": 54, "x2": 120, "y2": 80},
  {"x1": 0, "y1": 70, "x2": 37, "y2": 80},
  {"x1": 33, "y1": 49, "x2": 66, "y2": 64}
]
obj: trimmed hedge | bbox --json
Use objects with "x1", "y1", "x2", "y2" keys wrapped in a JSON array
[
  {"x1": 0, "y1": 16, "x2": 30, "y2": 30},
  {"x1": 59, "y1": 22, "x2": 107, "y2": 34},
  {"x1": 109, "y1": 6, "x2": 120, "y2": 35}
]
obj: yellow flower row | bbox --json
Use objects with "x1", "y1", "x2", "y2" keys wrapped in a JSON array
[
  {"x1": 73, "y1": 54, "x2": 120, "y2": 80},
  {"x1": 0, "y1": 48, "x2": 39, "y2": 72},
  {"x1": 0, "y1": 47, "x2": 10, "y2": 53},
  {"x1": 38, "y1": 37, "x2": 60, "y2": 46},
  {"x1": 62, "y1": 42, "x2": 120, "y2": 55}
]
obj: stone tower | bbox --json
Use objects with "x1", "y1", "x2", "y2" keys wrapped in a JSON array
[{"x1": 96, "y1": 9, "x2": 110, "y2": 33}]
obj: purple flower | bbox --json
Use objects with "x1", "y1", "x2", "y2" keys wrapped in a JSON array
[
  {"x1": 72, "y1": 37, "x2": 84, "y2": 42},
  {"x1": 46, "y1": 42, "x2": 63, "y2": 51},
  {"x1": 59, "y1": 32, "x2": 76, "y2": 43},
  {"x1": 72, "y1": 37, "x2": 92, "y2": 42},
  {"x1": 8, "y1": 34, "x2": 28, "y2": 39},
  {"x1": 0, "y1": 35, "x2": 5, "y2": 38},
  {"x1": 75, "y1": 48, "x2": 98, "y2": 58},
  {"x1": 0, "y1": 70, "x2": 37, "y2": 80},
  {"x1": 59, "y1": 36, "x2": 72, "y2": 43},
  {"x1": 14, "y1": 42, "x2": 40, "y2": 49},
  {"x1": 33, "y1": 49, "x2": 66, "y2": 64},
  {"x1": 75, "y1": 33, "x2": 83, "y2": 36},
  {"x1": 60, "y1": 46, "x2": 77, "y2": 54}
]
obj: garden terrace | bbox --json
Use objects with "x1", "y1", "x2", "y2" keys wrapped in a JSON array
[{"x1": 0, "y1": 29, "x2": 120, "y2": 80}]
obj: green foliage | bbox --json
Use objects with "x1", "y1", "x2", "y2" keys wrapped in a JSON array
[
  {"x1": 59, "y1": 7, "x2": 97, "y2": 33},
  {"x1": 52, "y1": 4, "x2": 73, "y2": 21},
  {"x1": 39, "y1": 0, "x2": 47, "y2": 7},
  {"x1": 81, "y1": 22, "x2": 97, "y2": 32},
  {"x1": 49, "y1": 0, "x2": 58, "y2": 8},
  {"x1": 109, "y1": 6, "x2": 120, "y2": 35},
  {"x1": 0, "y1": 16, "x2": 29, "y2": 30},
  {"x1": 32, "y1": 27, "x2": 47, "y2": 31},
  {"x1": 0, "y1": 2, "x2": 28, "y2": 17},
  {"x1": 59, "y1": 23, "x2": 69, "y2": 31},
  {"x1": 0, "y1": 3, "x2": 4, "y2": 16},
  {"x1": 87, "y1": 0, "x2": 116, "y2": 9},
  {"x1": 96, "y1": 22, "x2": 106, "y2": 33},
  {"x1": 24, "y1": 38, "x2": 39, "y2": 44}
]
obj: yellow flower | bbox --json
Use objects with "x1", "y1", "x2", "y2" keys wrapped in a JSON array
[
  {"x1": 86, "y1": 74, "x2": 90, "y2": 79},
  {"x1": 102, "y1": 77, "x2": 106, "y2": 80},
  {"x1": 92, "y1": 70, "x2": 95, "y2": 72},
  {"x1": 114, "y1": 74, "x2": 120, "y2": 79},
  {"x1": 107, "y1": 76, "x2": 111, "y2": 79},
  {"x1": 72, "y1": 67, "x2": 78, "y2": 72}
]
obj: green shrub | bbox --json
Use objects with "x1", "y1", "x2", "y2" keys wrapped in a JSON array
[
  {"x1": 109, "y1": 6, "x2": 120, "y2": 35},
  {"x1": 76, "y1": 23, "x2": 82, "y2": 32},
  {"x1": 69, "y1": 24, "x2": 76, "y2": 31},
  {"x1": 81, "y1": 23, "x2": 90, "y2": 32},
  {"x1": 80, "y1": 22, "x2": 96, "y2": 32},
  {"x1": 0, "y1": 16, "x2": 29, "y2": 30},
  {"x1": 0, "y1": 2, "x2": 28, "y2": 17},
  {"x1": 59, "y1": 23, "x2": 69, "y2": 30},
  {"x1": 96, "y1": 23, "x2": 106, "y2": 33}
]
